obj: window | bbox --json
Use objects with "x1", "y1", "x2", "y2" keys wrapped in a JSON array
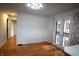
[
  {"x1": 64, "y1": 19, "x2": 70, "y2": 33},
  {"x1": 55, "y1": 19, "x2": 70, "y2": 48},
  {"x1": 56, "y1": 34, "x2": 61, "y2": 45},
  {"x1": 56, "y1": 20, "x2": 62, "y2": 45},
  {"x1": 57, "y1": 21, "x2": 61, "y2": 32},
  {"x1": 63, "y1": 19, "x2": 70, "y2": 46}
]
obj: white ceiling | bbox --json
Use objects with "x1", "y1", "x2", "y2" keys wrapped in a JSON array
[{"x1": 0, "y1": 3, "x2": 79, "y2": 16}]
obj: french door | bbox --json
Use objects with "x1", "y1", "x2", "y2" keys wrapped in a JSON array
[{"x1": 55, "y1": 18, "x2": 70, "y2": 49}]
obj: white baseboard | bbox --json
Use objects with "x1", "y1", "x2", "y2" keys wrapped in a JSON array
[
  {"x1": 8, "y1": 36, "x2": 13, "y2": 38},
  {"x1": 8, "y1": 35, "x2": 16, "y2": 38},
  {"x1": 0, "y1": 39, "x2": 7, "y2": 47}
]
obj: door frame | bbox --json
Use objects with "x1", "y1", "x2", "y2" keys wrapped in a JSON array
[{"x1": 6, "y1": 18, "x2": 9, "y2": 39}]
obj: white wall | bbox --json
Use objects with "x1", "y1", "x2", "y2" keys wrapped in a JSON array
[
  {"x1": 48, "y1": 17, "x2": 55, "y2": 43},
  {"x1": 8, "y1": 19, "x2": 11, "y2": 38},
  {"x1": 14, "y1": 21, "x2": 16, "y2": 35},
  {"x1": 11, "y1": 21, "x2": 15, "y2": 36},
  {"x1": 16, "y1": 13, "x2": 50, "y2": 44},
  {"x1": 0, "y1": 11, "x2": 8, "y2": 46}
]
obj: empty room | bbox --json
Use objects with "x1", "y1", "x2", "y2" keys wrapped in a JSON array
[{"x1": 0, "y1": 3, "x2": 79, "y2": 56}]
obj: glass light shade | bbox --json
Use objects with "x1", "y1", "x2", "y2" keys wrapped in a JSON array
[{"x1": 27, "y1": 3, "x2": 43, "y2": 9}]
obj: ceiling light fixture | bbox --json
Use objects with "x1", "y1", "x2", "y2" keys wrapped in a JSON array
[
  {"x1": 27, "y1": 3, "x2": 43, "y2": 9},
  {"x1": 10, "y1": 13, "x2": 15, "y2": 16}
]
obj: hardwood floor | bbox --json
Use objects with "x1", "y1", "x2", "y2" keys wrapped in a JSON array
[{"x1": 0, "y1": 36, "x2": 70, "y2": 56}]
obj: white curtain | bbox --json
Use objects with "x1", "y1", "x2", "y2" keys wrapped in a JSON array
[{"x1": 70, "y1": 13, "x2": 79, "y2": 46}]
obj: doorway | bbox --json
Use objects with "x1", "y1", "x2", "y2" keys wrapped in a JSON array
[
  {"x1": 6, "y1": 19, "x2": 16, "y2": 49},
  {"x1": 7, "y1": 19, "x2": 16, "y2": 39}
]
